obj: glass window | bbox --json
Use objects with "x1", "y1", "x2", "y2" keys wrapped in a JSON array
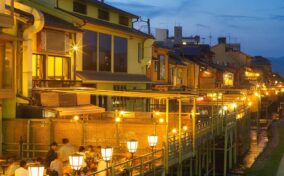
[
  {"x1": 83, "y1": 31, "x2": 97, "y2": 71},
  {"x1": 47, "y1": 56, "x2": 70, "y2": 80},
  {"x1": 0, "y1": 41, "x2": 13, "y2": 89},
  {"x1": 114, "y1": 36, "x2": 127, "y2": 72},
  {"x1": 99, "y1": 33, "x2": 111, "y2": 72},
  {"x1": 98, "y1": 9, "x2": 109, "y2": 21},
  {"x1": 32, "y1": 54, "x2": 44, "y2": 79},
  {"x1": 73, "y1": 1, "x2": 87, "y2": 14},
  {"x1": 159, "y1": 55, "x2": 166, "y2": 80},
  {"x1": 119, "y1": 15, "x2": 129, "y2": 26},
  {"x1": 138, "y1": 43, "x2": 143, "y2": 63},
  {"x1": 223, "y1": 72, "x2": 234, "y2": 86}
]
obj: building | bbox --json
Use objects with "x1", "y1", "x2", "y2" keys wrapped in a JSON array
[
  {"x1": 211, "y1": 37, "x2": 253, "y2": 88},
  {"x1": 0, "y1": 0, "x2": 17, "y2": 120},
  {"x1": 155, "y1": 26, "x2": 200, "y2": 48},
  {"x1": 17, "y1": 0, "x2": 154, "y2": 111}
]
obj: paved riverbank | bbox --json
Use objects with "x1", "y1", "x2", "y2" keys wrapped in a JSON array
[{"x1": 246, "y1": 118, "x2": 284, "y2": 176}]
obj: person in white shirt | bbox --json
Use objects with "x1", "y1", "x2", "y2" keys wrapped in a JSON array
[
  {"x1": 50, "y1": 153, "x2": 63, "y2": 176},
  {"x1": 58, "y1": 138, "x2": 76, "y2": 164},
  {"x1": 15, "y1": 160, "x2": 28, "y2": 176}
]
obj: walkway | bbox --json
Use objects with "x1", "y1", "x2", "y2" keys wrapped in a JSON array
[{"x1": 277, "y1": 154, "x2": 284, "y2": 176}]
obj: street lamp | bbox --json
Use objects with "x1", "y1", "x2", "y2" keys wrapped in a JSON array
[
  {"x1": 101, "y1": 147, "x2": 113, "y2": 176},
  {"x1": 127, "y1": 139, "x2": 138, "y2": 159},
  {"x1": 148, "y1": 134, "x2": 158, "y2": 152},
  {"x1": 28, "y1": 165, "x2": 44, "y2": 176},
  {"x1": 69, "y1": 154, "x2": 84, "y2": 172}
]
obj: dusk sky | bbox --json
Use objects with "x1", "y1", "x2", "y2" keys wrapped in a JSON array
[{"x1": 108, "y1": 0, "x2": 284, "y2": 58}]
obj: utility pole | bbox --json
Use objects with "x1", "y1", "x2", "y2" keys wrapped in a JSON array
[{"x1": 140, "y1": 18, "x2": 151, "y2": 35}]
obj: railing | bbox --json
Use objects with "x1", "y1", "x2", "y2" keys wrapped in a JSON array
[
  {"x1": 2, "y1": 108, "x2": 248, "y2": 175},
  {"x1": 89, "y1": 149, "x2": 164, "y2": 176},
  {"x1": 32, "y1": 79, "x2": 82, "y2": 88}
]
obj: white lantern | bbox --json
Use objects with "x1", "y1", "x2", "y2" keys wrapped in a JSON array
[
  {"x1": 127, "y1": 139, "x2": 138, "y2": 153},
  {"x1": 28, "y1": 165, "x2": 44, "y2": 176},
  {"x1": 69, "y1": 154, "x2": 84, "y2": 170},
  {"x1": 148, "y1": 135, "x2": 158, "y2": 147},
  {"x1": 101, "y1": 147, "x2": 113, "y2": 161}
]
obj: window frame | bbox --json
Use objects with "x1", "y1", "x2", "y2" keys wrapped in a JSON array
[
  {"x1": 98, "y1": 9, "x2": 110, "y2": 21},
  {"x1": 73, "y1": 1, "x2": 87, "y2": 14},
  {"x1": 119, "y1": 15, "x2": 129, "y2": 26}
]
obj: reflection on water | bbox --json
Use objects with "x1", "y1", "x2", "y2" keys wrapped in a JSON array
[{"x1": 241, "y1": 130, "x2": 268, "y2": 169}]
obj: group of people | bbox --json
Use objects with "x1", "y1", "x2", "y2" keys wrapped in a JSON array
[{"x1": 6, "y1": 138, "x2": 108, "y2": 176}]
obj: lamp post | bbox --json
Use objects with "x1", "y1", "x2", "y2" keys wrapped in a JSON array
[
  {"x1": 28, "y1": 165, "x2": 44, "y2": 176},
  {"x1": 101, "y1": 147, "x2": 113, "y2": 176},
  {"x1": 148, "y1": 134, "x2": 158, "y2": 153},
  {"x1": 69, "y1": 154, "x2": 84, "y2": 175},
  {"x1": 127, "y1": 139, "x2": 138, "y2": 159}
]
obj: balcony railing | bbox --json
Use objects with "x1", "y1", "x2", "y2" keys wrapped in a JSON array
[{"x1": 32, "y1": 79, "x2": 82, "y2": 88}]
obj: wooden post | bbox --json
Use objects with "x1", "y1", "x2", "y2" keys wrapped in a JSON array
[
  {"x1": 165, "y1": 98, "x2": 169, "y2": 174},
  {"x1": 178, "y1": 98, "x2": 182, "y2": 176}
]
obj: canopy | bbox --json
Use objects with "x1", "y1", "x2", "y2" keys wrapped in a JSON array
[{"x1": 46, "y1": 105, "x2": 105, "y2": 117}]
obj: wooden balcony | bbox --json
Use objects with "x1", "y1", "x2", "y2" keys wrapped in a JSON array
[{"x1": 32, "y1": 79, "x2": 82, "y2": 88}]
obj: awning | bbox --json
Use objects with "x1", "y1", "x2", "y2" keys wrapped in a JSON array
[
  {"x1": 77, "y1": 71, "x2": 152, "y2": 84},
  {"x1": 46, "y1": 105, "x2": 105, "y2": 117}
]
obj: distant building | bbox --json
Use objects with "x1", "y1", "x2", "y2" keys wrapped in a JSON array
[
  {"x1": 155, "y1": 26, "x2": 200, "y2": 48},
  {"x1": 252, "y1": 56, "x2": 272, "y2": 73},
  {"x1": 155, "y1": 28, "x2": 169, "y2": 41},
  {"x1": 174, "y1": 26, "x2": 183, "y2": 45}
]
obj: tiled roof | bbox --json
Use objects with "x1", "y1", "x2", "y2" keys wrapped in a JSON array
[
  {"x1": 86, "y1": 0, "x2": 139, "y2": 18},
  {"x1": 44, "y1": 13, "x2": 82, "y2": 31},
  {"x1": 77, "y1": 71, "x2": 152, "y2": 83},
  {"x1": 14, "y1": 9, "x2": 82, "y2": 32},
  {"x1": 59, "y1": 9, "x2": 154, "y2": 39}
]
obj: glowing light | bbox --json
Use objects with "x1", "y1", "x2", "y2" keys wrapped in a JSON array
[
  {"x1": 72, "y1": 45, "x2": 78, "y2": 51},
  {"x1": 265, "y1": 92, "x2": 269, "y2": 96},
  {"x1": 172, "y1": 128, "x2": 177, "y2": 134},
  {"x1": 248, "y1": 102, "x2": 252, "y2": 107},
  {"x1": 254, "y1": 92, "x2": 260, "y2": 97},
  {"x1": 119, "y1": 111, "x2": 126, "y2": 116},
  {"x1": 183, "y1": 126, "x2": 188, "y2": 131},
  {"x1": 148, "y1": 135, "x2": 158, "y2": 147},
  {"x1": 197, "y1": 97, "x2": 204, "y2": 101},
  {"x1": 237, "y1": 114, "x2": 241, "y2": 119},
  {"x1": 115, "y1": 117, "x2": 121, "y2": 123},
  {"x1": 182, "y1": 41, "x2": 187, "y2": 45},
  {"x1": 159, "y1": 118, "x2": 165, "y2": 123},
  {"x1": 232, "y1": 103, "x2": 237, "y2": 109},
  {"x1": 154, "y1": 111, "x2": 160, "y2": 116},
  {"x1": 73, "y1": 115, "x2": 79, "y2": 121},
  {"x1": 101, "y1": 147, "x2": 113, "y2": 161},
  {"x1": 223, "y1": 106, "x2": 228, "y2": 111}
]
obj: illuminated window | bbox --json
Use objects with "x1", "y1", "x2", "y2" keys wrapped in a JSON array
[
  {"x1": 223, "y1": 72, "x2": 234, "y2": 86},
  {"x1": 158, "y1": 55, "x2": 165, "y2": 80},
  {"x1": 32, "y1": 54, "x2": 44, "y2": 79},
  {"x1": 47, "y1": 56, "x2": 70, "y2": 80}
]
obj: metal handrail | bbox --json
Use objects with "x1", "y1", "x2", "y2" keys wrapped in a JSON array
[{"x1": 88, "y1": 148, "x2": 164, "y2": 176}]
